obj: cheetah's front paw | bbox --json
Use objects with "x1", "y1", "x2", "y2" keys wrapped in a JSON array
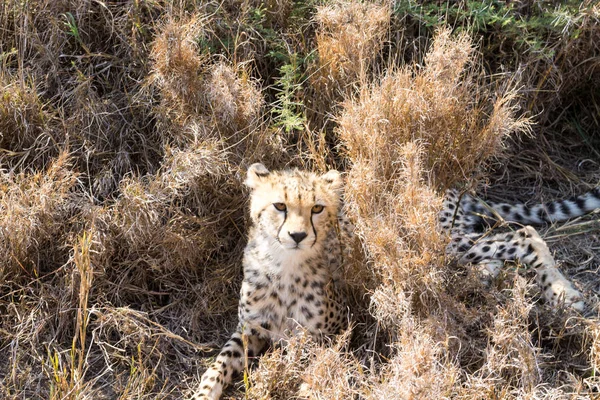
[{"x1": 539, "y1": 267, "x2": 584, "y2": 311}]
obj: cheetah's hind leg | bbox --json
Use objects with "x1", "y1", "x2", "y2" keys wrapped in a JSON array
[{"x1": 457, "y1": 226, "x2": 584, "y2": 311}]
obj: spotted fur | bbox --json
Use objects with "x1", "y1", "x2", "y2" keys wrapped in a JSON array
[
  {"x1": 193, "y1": 164, "x2": 350, "y2": 400},
  {"x1": 440, "y1": 188, "x2": 600, "y2": 311}
]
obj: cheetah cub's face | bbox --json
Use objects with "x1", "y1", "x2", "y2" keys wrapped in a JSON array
[{"x1": 245, "y1": 163, "x2": 342, "y2": 253}]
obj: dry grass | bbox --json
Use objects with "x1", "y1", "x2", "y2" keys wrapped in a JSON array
[
  {"x1": 339, "y1": 28, "x2": 532, "y2": 190},
  {"x1": 310, "y1": 0, "x2": 390, "y2": 111},
  {"x1": 0, "y1": 153, "x2": 78, "y2": 281},
  {"x1": 1, "y1": 0, "x2": 600, "y2": 399},
  {"x1": 248, "y1": 329, "x2": 363, "y2": 399},
  {"x1": 0, "y1": 73, "x2": 60, "y2": 168},
  {"x1": 150, "y1": 15, "x2": 210, "y2": 119},
  {"x1": 522, "y1": 2, "x2": 600, "y2": 127}
]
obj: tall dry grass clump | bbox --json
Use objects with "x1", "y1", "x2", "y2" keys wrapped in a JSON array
[
  {"x1": 150, "y1": 16, "x2": 209, "y2": 118},
  {"x1": 0, "y1": 153, "x2": 78, "y2": 281},
  {"x1": 363, "y1": 295, "x2": 461, "y2": 399},
  {"x1": 478, "y1": 278, "x2": 540, "y2": 393},
  {"x1": 588, "y1": 321, "x2": 600, "y2": 382},
  {"x1": 335, "y1": 27, "x2": 543, "y2": 398},
  {"x1": 0, "y1": 73, "x2": 60, "y2": 167},
  {"x1": 206, "y1": 63, "x2": 264, "y2": 132},
  {"x1": 339, "y1": 28, "x2": 531, "y2": 190},
  {"x1": 150, "y1": 15, "x2": 265, "y2": 147},
  {"x1": 344, "y1": 143, "x2": 445, "y2": 308},
  {"x1": 149, "y1": 16, "x2": 281, "y2": 173},
  {"x1": 107, "y1": 138, "x2": 231, "y2": 276},
  {"x1": 248, "y1": 330, "x2": 363, "y2": 399},
  {"x1": 309, "y1": 0, "x2": 390, "y2": 122}
]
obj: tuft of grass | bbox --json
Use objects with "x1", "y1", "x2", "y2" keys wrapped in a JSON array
[
  {"x1": 0, "y1": 153, "x2": 78, "y2": 281},
  {"x1": 206, "y1": 62, "x2": 264, "y2": 133},
  {"x1": 311, "y1": 0, "x2": 390, "y2": 106},
  {"x1": 364, "y1": 288, "x2": 461, "y2": 399},
  {"x1": 392, "y1": 0, "x2": 600, "y2": 157},
  {"x1": 150, "y1": 15, "x2": 209, "y2": 118},
  {"x1": 48, "y1": 231, "x2": 96, "y2": 399},
  {"x1": 247, "y1": 329, "x2": 363, "y2": 399},
  {"x1": 339, "y1": 28, "x2": 532, "y2": 190},
  {"x1": 0, "y1": 73, "x2": 60, "y2": 168}
]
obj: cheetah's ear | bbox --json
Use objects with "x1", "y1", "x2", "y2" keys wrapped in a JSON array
[
  {"x1": 321, "y1": 169, "x2": 342, "y2": 193},
  {"x1": 246, "y1": 163, "x2": 270, "y2": 189}
]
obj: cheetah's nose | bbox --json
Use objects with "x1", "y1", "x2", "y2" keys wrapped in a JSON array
[{"x1": 289, "y1": 231, "x2": 308, "y2": 244}]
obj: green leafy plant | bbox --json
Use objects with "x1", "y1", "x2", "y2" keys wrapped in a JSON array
[
  {"x1": 271, "y1": 53, "x2": 307, "y2": 134},
  {"x1": 62, "y1": 12, "x2": 90, "y2": 54}
]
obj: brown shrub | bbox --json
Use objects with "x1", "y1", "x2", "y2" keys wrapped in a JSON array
[
  {"x1": 335, "y1": 27, "x2": 564, "y2": 400},
  {"x1": 587, "y1": 320, "x2": 600, "y2": 388},
  {"x1": 150, "y1": 16, "x2": 264, "y2": 135},
  {"x1": 150, "y1": 15, "x2": 208, "y2": 117},
  {"x1": 338, "y1": 28, "x2": 531, "y2": 190},
  {"x1": 0, "y1": 73, "x2": 60, "y2": 167},
  {"x1": 477, "y1": 278, "x2": 541, "y2": 393},
  {"x1": 343, "y1": 143, "x2": 445, "y2": 303},
  {"x1": 247, "y1": 330, "x2": 362, "y2": 399},
  {"x1": 309, "y1": 0, "x2": 390, "y2": 122},
  {"x1": 149, "y1": 17, "x2": 271, "y2": 170},
  {"x1": 206, "y1": 62, "x2": 264, "y2": 132},
  {"x1": 110, "y1": 139, "x2": 229, "y2": 259},
  {"x1": 364, "y1": 291, "x2": 460, "y2": 399},
  {"x1": 0, "y1": 153, "x2": 78, "y2": 281}
]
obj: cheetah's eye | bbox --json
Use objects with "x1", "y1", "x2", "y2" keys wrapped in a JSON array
[
  {"x1": 311, "y1": 204, "x2": 324, "y2": 214},
  {"x1": 273, "y1": 203, "x2": 287, "y2": 212}
]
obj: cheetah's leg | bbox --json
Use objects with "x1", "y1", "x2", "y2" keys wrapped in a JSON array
[
  {"x1": 439, "y1": 189, "x2": 480, "y2": 235},
  {"x1": 457, "y1": 226, "x2": 584, "y2": 311},
  {"x1": 193, "y1": 329, "x2": 267, "y2": 400}
]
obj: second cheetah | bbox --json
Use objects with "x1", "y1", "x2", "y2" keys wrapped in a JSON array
[{"x1": 440, "y1": 188, "x2": 600, "y2": 311}]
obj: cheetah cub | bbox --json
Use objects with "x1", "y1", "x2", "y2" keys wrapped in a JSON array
[
  {"x1": 194, "y1": 164, "x2": 349, "y2": 400},
  {"x1": 440, "y1": 188, "x2": 600, "y2": 311}
]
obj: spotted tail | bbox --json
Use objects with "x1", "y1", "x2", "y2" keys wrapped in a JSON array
[{"x1": 459, "y1": 187, "x2": 600, "y2": 227}]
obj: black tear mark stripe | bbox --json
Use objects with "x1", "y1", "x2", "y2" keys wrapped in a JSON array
[
  {"x1": 277, "y1": 209, "x2": 287, "y2": 241},
  {"x1": 310, "y1": 213, "x2": 317, "y2": 247},
  {"x1": 309, "y1": 180, "x2": 318, "y2": 247}
]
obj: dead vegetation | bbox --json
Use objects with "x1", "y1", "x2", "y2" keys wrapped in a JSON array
[
  {"x1": 1, "y1": 0, "x2": 599, "y2": 398},
  {"x1": 310, "y1": 0, "x2": 390, "y2": 109}
]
